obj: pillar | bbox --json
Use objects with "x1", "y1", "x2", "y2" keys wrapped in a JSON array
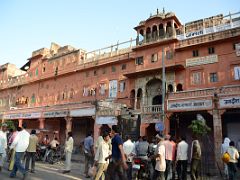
[
  {"x1": 171, "y1": 20, "x2": 176, "y2": 37},
  {"x1": 163, "y1": 23, "x2": 167, "y2": 38},
  {"x1": 211, "y1": 109, "x2": 225, "y2": 169},
  {"x1": 164, "y1": 112, "x2": 172, "y2": 134},
  {"x1": 134, "y1": 88, "x2": 138, "y2": 110},
  {"x1": 18, "y1": 119, "x2": 23, "y2": 128},
  {"x1": 39, "y1": 118, "x2": 45, "y2": 129},
  {"x1": 65, "y1": 116, "x2": 72, "y2": 138}
]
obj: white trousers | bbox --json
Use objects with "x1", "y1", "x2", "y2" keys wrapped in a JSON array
[{"x1": 65, "y1": 152, "x2": 72, "y2": 171}]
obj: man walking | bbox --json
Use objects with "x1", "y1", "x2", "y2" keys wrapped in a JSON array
[
  {"x1": 10, "y1": 123, "x2": 30, "y2": 179},
  {"x1": 63, "y1": 132, "x2": 74, "y2": 174},
  {"x1": 123, "y1": 135, "x2": 135, "y2": 180},
  {"x1": 164, "y1": 134, "x2": 175, "y2": 180},
  {"x1": 152, "y1": 134, "x2": 166, "y2": 180},
  {"x1": 226, "y1": 141, "x2": 239, "y2": 180},
  {"x1": 25, "y1": 129, "x2": 38, "y2": 173},
  {"x1": 84, "y1": 131, "x2": 94, "y2": 178},
  {"x1": 107, "y1": 125, "x2": 128, "y2": 180},
  {"x1": 176, "y1": 136, "x2": 188, "y2": 180},
  {"x1": 94, "y1": 131, "x2": 111, "y2": 180},
  {"x1": 0, "y1": 123, "x2": 8, "y2": 172},
  {"x1": 190, "y1": 138, "x2": 201, "y2": 180}
]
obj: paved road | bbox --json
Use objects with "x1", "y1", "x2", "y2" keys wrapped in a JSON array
[{"x1": 0, "y1": 161, "x2": 88, "y2": 180}]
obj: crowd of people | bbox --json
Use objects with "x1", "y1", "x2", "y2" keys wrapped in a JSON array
[
  {"x1": 83, "y1": 125, "x2": 205, "y2": 180},
  {"x1": 0, "y1": 122, "x2": 239, "y2": 180},
  {"x1": 0, "y1": 123, "x2": 74, "y2": 179}
]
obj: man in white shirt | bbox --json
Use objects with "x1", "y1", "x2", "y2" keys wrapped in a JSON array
[
  {"x1": 0, "y1": 123, "x2": 8, "y2": 172},
  {"x1": 9, "y1": 123, "x2": 30, "y2": 179},
  {"x1": 226, "y1": 141, "x2": 239, "y2": 180},
  {"x1": 50, "y1": 138, "x2": 60, "y2": 149},
  {"x1": 63, "y1": 132, "x2": 74, "y2": 174},
  {"x1": 123, "y1": 136, "x2": 135, "y2": 180},
  {"x1": 152, "y1": 134, "x2": 166, "y2": 180},
  {"x1": 176, "y1": 136, "x2": 188, "y2": 180},
  {"x1": 94, "y1": 131, "x2": 111, "y2": 180}
]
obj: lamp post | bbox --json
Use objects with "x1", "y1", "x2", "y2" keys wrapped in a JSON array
[{"x1": 161, "y1": 47, "x2": 166, "y2": 124}]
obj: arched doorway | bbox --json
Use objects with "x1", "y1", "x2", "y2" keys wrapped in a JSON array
[
  {"x1": 130, "y1": 89, "x2": 135, "y2": 109},
  {"x1": 146, "y1": 78, "x2": 162, "y2": 105},
  {"x1": 137, "y1": 88, "x2": 143, "y2": 109}
]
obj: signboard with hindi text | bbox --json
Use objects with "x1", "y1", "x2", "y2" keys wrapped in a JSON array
[
  {"x1": 219, "y1": 96, "x2": 240, "y2": 108},
  {"x1": 168, "y1": 99, "x2": 212, "y2": 111},
  {"x1": 186, "y1": 55, "x2": 218, "y2": 67}
]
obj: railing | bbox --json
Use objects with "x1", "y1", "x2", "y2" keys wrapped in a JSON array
[
  {"x1": 141, "y1": 105, "x2": 162, "y2": 114},
  {"x1": 168, "y1": 85, "x2": 240, "y2": 100},
  {"x1": 0, "y1": 39, "x2": 136, "y2": 90},
  {"x1": 136, "y1": 33, "x2": 177, "y2": 46}
]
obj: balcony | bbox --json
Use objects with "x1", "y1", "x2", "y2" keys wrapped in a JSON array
[
  {"x1": 168, "y1": 88, "x2": 215, "y2": 100},
  {"x1": 167, "y1": 85, "x2": 240, "y2": 100},
  {"x1": 141, "y1": 105, "x2": 162, "y2": 114}
]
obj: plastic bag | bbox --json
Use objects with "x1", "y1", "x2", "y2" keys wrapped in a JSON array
[
  {"x1": 88, "y1": 166, "x2": 97, "y2": 177},
  {"x1": 222, "y1": 152, "x2": 230, "y2": 164}
]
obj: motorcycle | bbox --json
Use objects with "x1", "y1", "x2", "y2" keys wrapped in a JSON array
[
  {"x1": 132, "y1": 157, "x2": 151, "y2": 180},
  {"x1": 36, "y1": 144, "x2": 47, "y2": 161}
]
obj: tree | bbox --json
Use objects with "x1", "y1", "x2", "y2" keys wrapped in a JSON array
[
  {"x1": 188, "y1": 114, "x2": 211, "y2": 136},
  {"x1": 0, "y1": 120, "x2": 16, "y2": 130}
]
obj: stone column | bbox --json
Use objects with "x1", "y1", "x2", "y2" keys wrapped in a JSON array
[
  {"x1": 18, "y1": 119, "x2": 23, "y2": 128},
  {"x1": 210, "y1": 109, "x2": 225, "y2": 169},
  {"x1": 171, "y1": 20, "x2": 176, "y2": 37},
  {"x1": 65, "y1": 116, "x2": 72, "y2": 138},
  {"x1": 134, "y1": 88, "x2": 138, "y2": 110},
  {"x1": 142, "y1": 87, "x2": 146, "y2": 107},
  {"x1": 39, "y1": 118, "x2": 45, "y2": 129},
  {"x1": 163, "y1": 23, "x2": 167, "y2": 38},
  {"x1": 164, "y1": 112, "x2": 172, "y2": 134}
]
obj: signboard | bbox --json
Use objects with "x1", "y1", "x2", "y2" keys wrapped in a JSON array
[
  {"x1": 96, "y1": 116, "x2": 117, "y2": 125},
  {"x1": 43, "y1": 111, "x2": 68, "y2": 118},
  {"x1": 186, "y1": 29, "x2": 204, "y2": 38},
  {"x1": 168, "y1": 99, "x2": 212, "y2": 111},
  {"x1": 236, "y1": 43, "x2": 240, "y2": 57},
  {"x1": 219, "y1": 97, "x2": 240, "y2": 108},
  {"x1": 70, "y1": 108, "x2": 95, "y2": 117},
  {"x1": 3, "y1": 112, "x2": 41, "y2": 120},
  {"x1": 176, "y1": 20, "x2": 240, "y2": 40},
  {"x1": 186, "y1": 55, "x2": 218, "y2": 67},
  {"x1": 155, "y1": 122, "x2": 165, "y2": 132},
  {"x1": 141, "y1": 114, "x2": 162, "y2": 124}
]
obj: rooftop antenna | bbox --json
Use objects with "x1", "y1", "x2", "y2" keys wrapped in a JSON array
[
  {"x1": 163, "y1": 7, "x2": 165, "y2": 14},
  {"x1": 157, "y1": 8, "x2": 159, "y2": 14}
]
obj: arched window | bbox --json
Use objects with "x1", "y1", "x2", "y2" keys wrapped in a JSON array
[
  {"x1": 176, "y1": 83, "x2": 183, "y2": 91},
  {"x1": 159, "y1": 24, "x2": 164, "y2": 38},
  {"x1": 146, "y1": 27, "x2": 151, "y2": 42},
  {"x1": 137, "y1": 88, "x2": 143, "y2": 109},
  {"x1": 166, "y1": 22, "x2": 172, "y2": 37},
  {"x1": 31, "y1": 94, "x2": 36, "y2": 104},
  {"x1": 168, "y1": 84, "x2": 174, "y2": 92},
  {"x1": 152, "y1": 25, "x2": 158, "y2": 40},
  {"x1": 130, "y1": 89, "x2": 135, "y2": 108}
]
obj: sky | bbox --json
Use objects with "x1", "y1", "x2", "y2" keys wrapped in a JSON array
[{"x1": 0, "y1": 0, "x2": 239, "y2": 68}]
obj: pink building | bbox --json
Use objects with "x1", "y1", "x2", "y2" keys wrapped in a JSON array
[{"x1": 1, "y1": 11, "x2": 240, "y2": 170}]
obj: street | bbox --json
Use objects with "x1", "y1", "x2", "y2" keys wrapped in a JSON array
[{"x1": 0, "y1": 161, "x2": 87, "y2": 180}]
